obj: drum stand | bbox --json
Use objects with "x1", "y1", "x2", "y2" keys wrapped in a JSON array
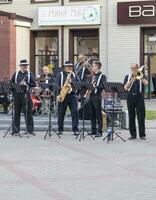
[{"x1": 44, "y1": 95, "x2": 61, "y2": 140}]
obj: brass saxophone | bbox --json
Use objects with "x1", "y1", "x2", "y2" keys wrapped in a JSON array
[{"x1": 57, "y1": 71, "x2": 73, "y2": 102}]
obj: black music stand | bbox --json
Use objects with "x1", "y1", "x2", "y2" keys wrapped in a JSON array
[
  {"x1": 44, "y1": 83, "x2": 61, "y2": 140},
  {"x1": 72, "y1": 81, "x2": 95, "y2": 141},
  {"x1": 102, "y1": 82, "x2": 126, "y2": 143},
  {"x1": 2, "y1": 82, "x2": 22, "y2": 138}
]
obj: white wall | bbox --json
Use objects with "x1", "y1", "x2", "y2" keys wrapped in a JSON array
[
  {"x1": 15, "y1": 21, "x2": 31, "y2": 71},
  {"x1": 107, "y1": 0, "x2": 140, "y2": 82}
]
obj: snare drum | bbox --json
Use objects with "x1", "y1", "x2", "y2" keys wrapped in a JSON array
[
  {"x1": 42, "y1": 89, "x2": 52, "y2": 98},
  {"x1": 31, "y1": 86, "x2": 43, "y2": 96}
]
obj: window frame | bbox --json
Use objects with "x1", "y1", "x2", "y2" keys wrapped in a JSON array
[
  {"x1": 0, "y1": 0, "x2": 12, "y2": 4},
  {"x1": 31, "y1": 0, "x2": 58, "y2": 3}
]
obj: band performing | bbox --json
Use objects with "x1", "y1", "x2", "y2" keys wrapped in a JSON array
[{"x1": 1, "y1": 55, "x2": 149, "y2": 140}]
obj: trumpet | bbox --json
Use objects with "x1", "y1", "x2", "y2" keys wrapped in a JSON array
[
  {"x1": 132, "y1": 65, "x2": 145, "y2": 80},
  {"x1": 75, "y1": 57, "x2": 92, "y2": 75}
]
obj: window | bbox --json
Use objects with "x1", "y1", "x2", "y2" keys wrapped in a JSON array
[
  {"x1": 69, "y1": 0, "x2": 95, "y2": 1},
  {"x1": 31, "y1": 0, "x2": 58, "y2": 3},
  {"x1": 69, "y1": 29, "x2": 99, "y2": 64},
  {"x1": 30, "y1": 31, "x2": 59, "y2": 75},
  {"x1": 0, "y1": 0, "x2": 12, "y2": 4}
]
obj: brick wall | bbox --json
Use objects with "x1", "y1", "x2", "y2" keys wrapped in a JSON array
[{"x1": 0, "y1": 16, "x2": 16, "y2": 81}]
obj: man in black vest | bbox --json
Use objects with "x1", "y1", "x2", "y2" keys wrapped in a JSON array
[
  {"x1": 11, "y1": 59, "x2": 36, "y2": 135},
  {"x1": 89, "y1": 61, "x2": 106, "y2": 137},
  {"x1": 124, "y1": 63, "x2": 148, "y2": 140},
  {"x1": 56, "y1": 61, "x2": 80, "y2": 135}
]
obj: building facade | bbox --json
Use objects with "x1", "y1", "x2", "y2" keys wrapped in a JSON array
[{"x1": 0, "y1": 0, "x2": 156, "y2": 98}]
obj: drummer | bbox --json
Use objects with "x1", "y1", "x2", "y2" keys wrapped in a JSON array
[
  {"x1": 39, "y1": 66, "x2": 56, "y2": 96},
  {"x1": 40, "y1": 66, "x2": 55, "y2": 85}
]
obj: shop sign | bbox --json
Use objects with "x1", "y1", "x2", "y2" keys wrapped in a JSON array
[
  {"x1": 117, "y1": 1, "x2": 156, "y2": 25},
  {"x1": 38, "y1": 5, "x2": 101, "y2": 26}
]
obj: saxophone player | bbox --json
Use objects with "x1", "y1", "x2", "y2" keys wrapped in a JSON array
[
  {"x1": 88, "y1": 61, "x2": 106, "y2": 137},
  {"x1": 11, "y1": 59, "x2": 36, "y2": 135},
  {"x1": 56, "y1": 61, "x2": 80, "y2": 135}
]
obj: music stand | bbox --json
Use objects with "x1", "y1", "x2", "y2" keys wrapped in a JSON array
[
  {"x1": 72, "y1": 81, "x2": 95, "y2": 141},
  {"x1": 102, "y1": 82, "x2": 126, "y2": 143},
  {"x1": 44, "y1": 83, "x2": 61, "y2": 140},
  {"x1": 2, "y1": 82, "x2": 22, "y2": 138}
]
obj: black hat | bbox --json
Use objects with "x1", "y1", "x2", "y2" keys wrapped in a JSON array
[
  {"x1": 63, "y1": 61, "x2": 74, "y2": 67},
  {"x1": 19, "y1": 59, "x2": 29, "y2": 66}
]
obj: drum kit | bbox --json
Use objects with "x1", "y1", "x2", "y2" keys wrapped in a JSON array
[{"x1": 30, "y1": 77, "x2": 56, "y2": 115}]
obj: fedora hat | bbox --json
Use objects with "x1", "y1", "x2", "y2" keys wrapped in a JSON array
[
  {"x1": 19, "y1": 59, "x2": 29, "y2": 66},
  {"x1": 63, "y1": 61, "x2": 74, "y2": 67}
]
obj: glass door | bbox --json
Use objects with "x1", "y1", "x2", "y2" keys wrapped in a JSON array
[{"x1": 144, "y1": 32, "x2": 156, "y2": 98}]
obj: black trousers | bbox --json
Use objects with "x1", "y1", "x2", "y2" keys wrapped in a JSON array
[
  {"x1": 127, "y1": 93, "x2": 146, "y2": 137},
  {"x1": 12, "y1": 92, "x2": 34, "y2": 133},
  {"x1": 89, "y1": 95, "x2": 103, "y2": 133},
  {"x1": 58, "y1": 94, "x2": 79, "y2": 132}
]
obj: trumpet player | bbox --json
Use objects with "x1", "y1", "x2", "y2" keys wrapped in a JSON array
[
  {"x1": 56, "y1": 61, "x2": 80, "y2": 135},
  {"x1": 89, "y1": 61, "x2": 106, "y2": 137},
  {"x1": 75, "y1": 54, "x2": 91, "y2": 81},
  {"x1": 124, "y1": 63, "x2": 148, "y2": 140},
  {"x1": 11, "y1": 59, "x2": 36, "y2": 135}
]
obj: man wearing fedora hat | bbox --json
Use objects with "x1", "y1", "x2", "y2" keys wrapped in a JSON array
[
  {"x1": 56, "y1": 61, "x2": 80, "y2": 135},
  {"x1": 11, "y1": 59, "x2": 36, "y2": 135}
]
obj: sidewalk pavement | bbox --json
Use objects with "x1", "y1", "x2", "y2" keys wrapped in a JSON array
[{"x1": 0, "y1": 127, "x2": 156, "y2": 200}]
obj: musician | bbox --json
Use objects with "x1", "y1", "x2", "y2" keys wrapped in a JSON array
[
  {"x1": 75, "y1": 54, "x2": 91, "y2": 81},
  {"x1": 124, "y1": 63, "x2": 148, "y2": 140},
  {"x1": 39, "y1": 65, "x2": 56, "y2": 95},
  {"x1": 89, "y1": 61, "x2": 106, "y2": 137},
  {"x1": 56, "y1": 61, "x2": 80, "y2": 135},
  {"x1": 11, "y1": 59, "x2": 36, "y2": 135},
  {"x1": 40, "y1": 66, "x2": 55, "y2": 84}
]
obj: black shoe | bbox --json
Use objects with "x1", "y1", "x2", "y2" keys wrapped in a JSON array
[
  {"x1": 95, "y1": 133, "x2": 102, "y2": 137},
  {"x1": 73, "y1": 131, "x2": 79, "y2": 136},
  {"x1": 25, "y1": 131, "x2": 35, "y2": 136},
  {"x1": 89, "y1": 132, "x2": 96, "y2": 135},
  {"x1": 128, "y1": 136, "x2": 137, "y2": 140},
  {"x1": 58, "y1": 131, "x2": 63, "y2": 135},
  {"x1": 29, "y1": 132, "x2": 35, "y2": 136},
  {"x1": 12, "y1": 132, "x2": 20, "y2": 136},
  {"x1": 140, "y1": 136, "x2": 146, "y2": 140}
]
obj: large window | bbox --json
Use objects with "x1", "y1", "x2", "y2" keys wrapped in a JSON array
[
  {"x1": 69, "y1": 29, "x2": 99, "y2": 64},
  {"x1": 31, "y1": 31, "x2": 59, "y2": 75}
]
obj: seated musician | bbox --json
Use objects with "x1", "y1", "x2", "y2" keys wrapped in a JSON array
[
  {"x1": 56, "y1": 61, "x2": 80, "y2": 136},
  {"x1": 40, "y1": 66, "x2": 55, "y2": 84},
  {"x1": 39, "y1": 66, "x2": 55, "y2": 94}
]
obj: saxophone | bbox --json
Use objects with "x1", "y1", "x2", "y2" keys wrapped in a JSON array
[{"x1": 57, "y1": 71, "x2": 73, "y2": 102}]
